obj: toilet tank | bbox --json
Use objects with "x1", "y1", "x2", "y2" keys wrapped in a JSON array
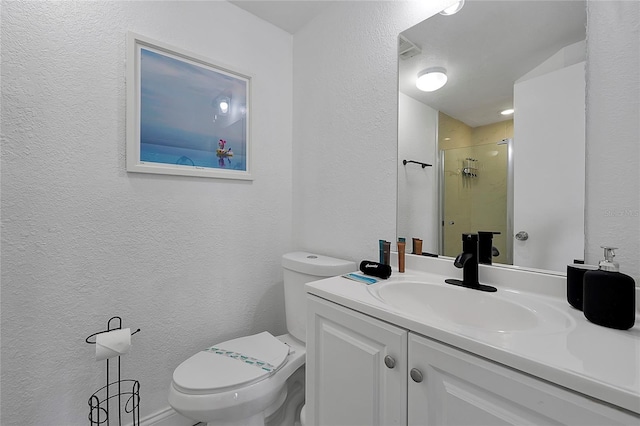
[{"x1": 282, "y1": 252, "x2": 355, "y2": 343}]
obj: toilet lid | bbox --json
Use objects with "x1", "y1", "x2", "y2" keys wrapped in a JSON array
[{"x1": 172, "y1": 332, "x2": 290, "y2": 394}]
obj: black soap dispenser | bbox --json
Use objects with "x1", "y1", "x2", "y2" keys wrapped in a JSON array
[{"x1": 583, "y1": 246, "x2": 636, "y2": 330}]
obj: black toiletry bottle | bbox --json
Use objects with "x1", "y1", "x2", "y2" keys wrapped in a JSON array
[
  {"x1": 583, "y1": 246, "x2": 636, "y2": 330},
  {"x1": 566, "y1": 261, "x2": 597, "y2": 310}
]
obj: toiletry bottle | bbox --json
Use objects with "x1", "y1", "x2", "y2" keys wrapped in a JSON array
[
  {"x1": 397, "y1": 238, "x2": 406, "y2": 273},
  {"x1": 566, "y1": 261, "x2": 597, "y2": 311},
  {"x1": 379, "y1": 240, "x2": 386, "y2": 264},
  {"x1": 383, "y1": 241, "x2": 391, "y2": 265},
  {"x1": 583, "y1": 246, "x2": 636, "y2": 330},
  {"x1": 412, "y1": 238, "x2": 423, "y2": 255}
]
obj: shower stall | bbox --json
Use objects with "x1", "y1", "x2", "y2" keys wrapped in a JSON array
[{"x1": 439, "y1": 139, "x2": 513, "y2": 265}]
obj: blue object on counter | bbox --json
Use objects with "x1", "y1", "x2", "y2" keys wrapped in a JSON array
[
  {"x1": 379, "y1": 240, "x2": 386, "y2": 264},
  {"x1": 342, "y1": 273, "x2": 379, "y2": 285}
]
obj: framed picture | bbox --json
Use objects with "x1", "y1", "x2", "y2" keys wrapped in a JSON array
[{"x1": 126, "y1": 32, "x2": 252, "y2": 180}]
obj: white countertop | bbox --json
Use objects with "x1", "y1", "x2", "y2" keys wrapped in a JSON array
[{"x1": 305, "y1": 255, "x2": 640, "y2": 415}]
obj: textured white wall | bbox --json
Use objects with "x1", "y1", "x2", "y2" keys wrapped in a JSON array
[
  {"x1": 585, "y1": 0, "x2": 640, "y2": 281},
  {"x1": 292, "y1": 0, "x2": 450, "y2": 262},
  {"x1": 1, "y1": 1, "x2": 292, "y2": 424}
]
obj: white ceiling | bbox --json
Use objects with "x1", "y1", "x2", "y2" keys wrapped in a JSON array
[
  {"x1": 229, "y1": 1, "x2": 587, "y2": 128},
  {"x1": 229, "y1": 0, "x2": 334, "y2": 34},
  {"x1": 399, "y1": 1, "x2": 586, "y2": 127}
]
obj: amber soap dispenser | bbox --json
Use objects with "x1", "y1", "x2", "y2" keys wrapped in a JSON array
[{"x1": 583, "y1": 246, "x2": 636, "y2": 330}]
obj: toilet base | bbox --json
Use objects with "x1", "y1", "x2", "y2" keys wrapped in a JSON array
[
  {"x1": 265, "y1": 366, "x2": 305, "y2": 426},
  {"x1": 207, "y1": 412, "x2": 264, "y2": 426},
  {"x1": 201, "y1": 366, "x2": 305, "y2": 426}
]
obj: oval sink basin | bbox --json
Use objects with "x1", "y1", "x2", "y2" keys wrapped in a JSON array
[{"x1": 368, "y1": 281, "x2": 573, "y2": 333}]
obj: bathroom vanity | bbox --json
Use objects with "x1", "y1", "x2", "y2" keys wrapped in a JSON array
[{"x1": 305, "y1": 255, "x2": 640, "y2": 425}]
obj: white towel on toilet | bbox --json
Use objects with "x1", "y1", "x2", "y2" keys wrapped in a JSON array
[{"x1": 205, "y1": 331, "x2": 290, "y2": 374}]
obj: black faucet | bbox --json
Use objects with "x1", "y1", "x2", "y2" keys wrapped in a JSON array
[
  {"x1": 445, "y1": 233, "x2": 497, "y2": 292},
  {"x1": 478, "y1": 231, "x2": 501, "y2": 265},
  {"x1": 455, "y1": 233, "x2": 480, "y2": 286}
]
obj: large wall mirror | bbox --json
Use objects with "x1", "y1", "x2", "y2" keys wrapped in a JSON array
[{"x1": 397, "y1": 0, "x2": 587, "y2": 273}]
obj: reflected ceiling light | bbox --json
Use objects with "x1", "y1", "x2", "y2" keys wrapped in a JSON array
[
  {"x1": 440, "y1": 0, "x2": 465, "y2": 16},
  {"x1": 500, "y1": 108, "x2": 515, "y2": 116},
  {"x1": 416, "y1": 67, "x2": 448, "y2": 92},
  {"x1": 219, "y1": 99, "x2": 230, "y2": 115},
  {"x1": 213, "y1": 96, "x2": 231, "y2": 116}
]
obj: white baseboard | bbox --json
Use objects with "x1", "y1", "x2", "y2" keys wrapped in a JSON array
[{"x1": 138, "y1": 406, "x2": 198, "y2": 426}]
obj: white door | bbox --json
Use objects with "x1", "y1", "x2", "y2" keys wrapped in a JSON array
[
  {"x1": 513, "y1": 61, "x2": 585, "y2": 271},
  {"x1": 306, "y1": 295, "x2": 407, "y2": 426}
]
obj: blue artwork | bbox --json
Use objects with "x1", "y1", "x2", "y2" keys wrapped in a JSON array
[{"x1": 139, "y1": 48, "x2": 248, "y2": 172}]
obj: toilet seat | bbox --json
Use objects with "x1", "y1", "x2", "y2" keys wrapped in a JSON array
[{"x1": 172, "y1": 332, "x2": 290, "y2": 395}]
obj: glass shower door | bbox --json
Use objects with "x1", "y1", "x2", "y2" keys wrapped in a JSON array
[{"x1": 440, "y1": 143, "x2": 510, "y2": 264}]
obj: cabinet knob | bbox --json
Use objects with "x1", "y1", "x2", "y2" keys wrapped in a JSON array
[
  {"x1": 410, "y1": 368, "x2": 423, "y2": 383},
  {"x1": 384, "y1": 355, "x2": 396, "y2": 369}
]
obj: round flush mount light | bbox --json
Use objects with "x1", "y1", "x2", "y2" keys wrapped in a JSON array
[
  {"x1": 500, "y1": 108, "x2": 515, "y2": 116},
  {"x1": 440, "y1": 0, "x2": 465, "y2": 16},
  {"x1": 416, "y1": 67, "x2": 448, "y2": 92}
]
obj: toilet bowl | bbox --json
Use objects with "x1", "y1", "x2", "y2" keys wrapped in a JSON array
[
  {"x1": 169, "y1": 333, "x2": 305, "y2": 425},
  {"x1": 168, "y1": 252, "x2": 355, "y2": 426}
]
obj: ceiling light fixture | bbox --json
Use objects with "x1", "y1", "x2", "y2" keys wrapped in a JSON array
[
  {"x1": 416, "y1": 67, "x2": 448, "y2": 92},
  {"x1": 500, "y1": 108, "x2": 515, "y2": 116},
  {"x1": 440, "y1": 0, "x2": 465, "y2": 16}
]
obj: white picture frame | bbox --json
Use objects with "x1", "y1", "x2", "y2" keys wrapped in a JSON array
[{"x1": 126, "y1": 32, "x2": 252, "y2": 180}]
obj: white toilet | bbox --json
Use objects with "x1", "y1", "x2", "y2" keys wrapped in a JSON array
[{"x1": 168, "y1": 252, "x2": 355, "y2": 426}]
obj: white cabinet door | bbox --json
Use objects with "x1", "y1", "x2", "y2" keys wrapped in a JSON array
[
  {"x1": 306, "y1": 295, "x2": 408, "y2": 426},
  {"x1": 408, "y1": 333, "x2": 638, "y2": 425}
]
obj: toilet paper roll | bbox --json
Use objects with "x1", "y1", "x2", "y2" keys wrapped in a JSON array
[{"x1": 95, "y1": 328, "x2": 131, "y2": 361}]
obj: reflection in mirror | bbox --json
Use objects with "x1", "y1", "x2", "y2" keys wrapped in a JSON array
[{"x1": 397, "y1": 0, "x2": 587, "y2": 273}]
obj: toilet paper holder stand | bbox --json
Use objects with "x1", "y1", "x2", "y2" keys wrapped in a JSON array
[{"x1": 86, "y1": 316, "x2": 141, "y2": 426}]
